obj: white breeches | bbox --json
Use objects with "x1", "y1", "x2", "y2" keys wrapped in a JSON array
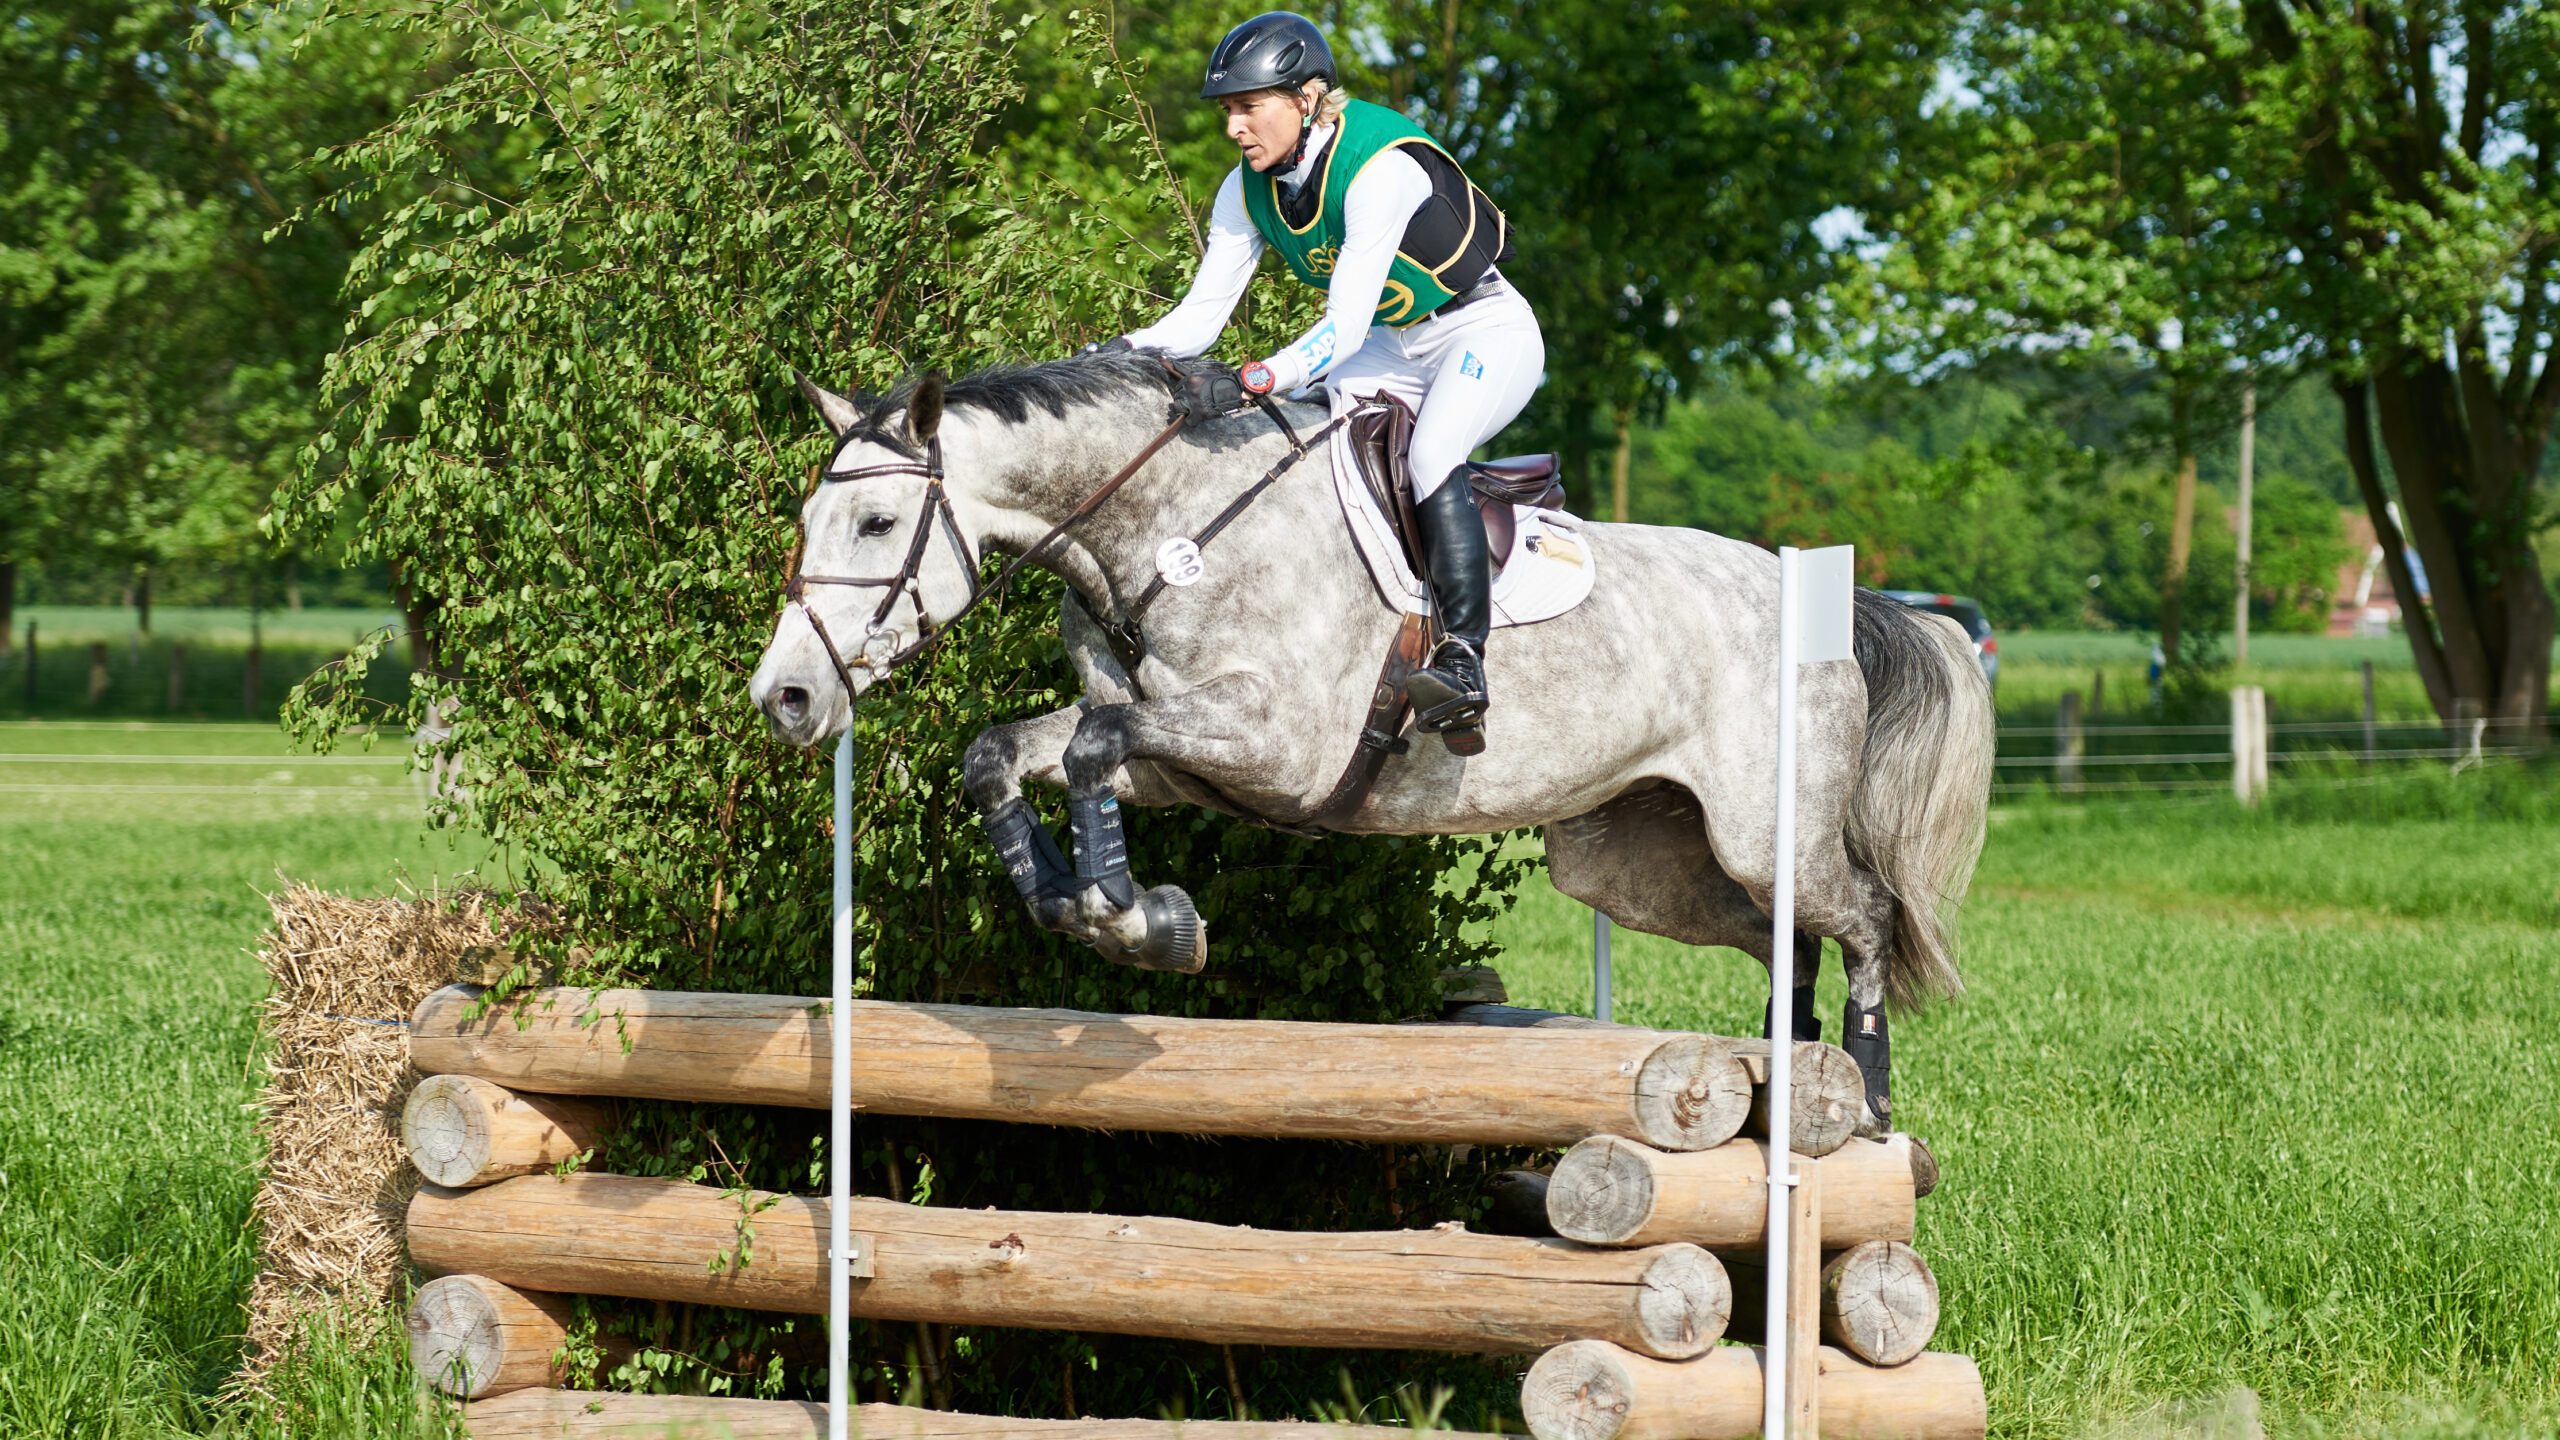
[{"x1": 1323, "y1": 275, "x2": 1546, "y2": 500}]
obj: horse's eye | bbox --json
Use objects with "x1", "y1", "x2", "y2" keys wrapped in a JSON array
[{"x1": 859, "y1": 515, "x2": 896, "y2": 538}]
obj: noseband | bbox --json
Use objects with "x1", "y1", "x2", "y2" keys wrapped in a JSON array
[{"x1": 782, "y1": 366, "x2": 1339, "y2": 707}]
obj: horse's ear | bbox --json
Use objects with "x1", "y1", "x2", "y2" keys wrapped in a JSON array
[
  {"x1": 795, "y1": 369, "x2": 864, "y2": 439},
  {"x1": 906, "y1": 372, "x2": 947, "y2": 446}
]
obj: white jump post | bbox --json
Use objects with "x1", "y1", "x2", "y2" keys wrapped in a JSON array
[
  {"x1": 1593, "y1": 911, "x2": 1613, "y2": 1023},
  {"x1": 1767, "y1": 544, "x2": 1854, "y2": 1440},
  {"x1": 829, "y1": 730, "x2": 854, "y2": 1440}
]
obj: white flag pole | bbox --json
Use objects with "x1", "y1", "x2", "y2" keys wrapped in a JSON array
[
  {"x1": 1763, "y1": 546, "x2": 1802, "y2": 1440},
  {"x1": 1593, "y1": 911, "x2": 1613, "y2": 1024},
  {"x1": 829, "y1": 729, "x2": 854, "y2": 1440}
]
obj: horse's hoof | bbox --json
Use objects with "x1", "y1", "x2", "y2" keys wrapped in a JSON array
[
  {"x1": 1440, "y1": 725, "x2": 1486, "y2": 757},
  {"x1": 1118, "y1": 885, "x2": 1207, "y2": 974},
  {"x1": 1854, "y1": 1094, "x2": 1892, "y2": 1141}
]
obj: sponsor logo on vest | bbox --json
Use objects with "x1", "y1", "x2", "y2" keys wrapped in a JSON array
[
  {"x1": 1377, "y1": 280, "x2": 1416, "y2": 325},
  {"x1": 1306, "y1": 243, "x2": 1340, "y2": 276}
]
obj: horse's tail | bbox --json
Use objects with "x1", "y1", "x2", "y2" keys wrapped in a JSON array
[{"x1": 1845, "y1": 591, "x2": 1996, "y2": 1008}]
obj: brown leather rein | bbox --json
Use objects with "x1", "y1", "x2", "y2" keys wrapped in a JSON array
[{"x1": 783, "y1": 369, "x2": 1338, "y2": 706}]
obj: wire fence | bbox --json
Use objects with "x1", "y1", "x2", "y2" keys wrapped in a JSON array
[{"x1": 1991, "y1": 705, "x2": 2548, "y2": 800}]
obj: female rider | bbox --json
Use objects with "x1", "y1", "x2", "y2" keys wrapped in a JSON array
[{"x1": 1099, "y1": 11, "x2": 1545, "y2": 735}]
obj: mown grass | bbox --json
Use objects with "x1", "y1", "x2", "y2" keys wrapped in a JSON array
[
  {"x1": 2, "y1": 722, "x2": 2554, "y2": 1437},
  {"x1": 0, "y1": 721, "x2": 491, "y2": 1439},
  {"x1": 0, "y1": 606, "x2": 408, "y2": 722},
  {"x1": 1491, "y1": 762, "x2": 2560, "y2": 1439}
]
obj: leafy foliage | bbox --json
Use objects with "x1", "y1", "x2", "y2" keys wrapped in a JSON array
[
  {"x1": 0, "y1": 3, "x2": 441, "y2": 622},
  {"x1": 273, "y1": 0, "x2": 1527, "y2": 1414}
]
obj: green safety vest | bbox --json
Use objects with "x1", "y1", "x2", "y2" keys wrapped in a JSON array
[{"x1": 1239, "y1": 98, "x2": 1508, "y2": 329}]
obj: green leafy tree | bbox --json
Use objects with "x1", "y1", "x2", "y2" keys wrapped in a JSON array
[
  {"x1": 1833, "y1": 0, "x2": 2294, "y2": 669},
  {"x1": 1852, "y1": 0, "x2": 2558, "y2": 726},
  {"x1": 0, "y1": 3, "x2": 438, "y2": 638}
]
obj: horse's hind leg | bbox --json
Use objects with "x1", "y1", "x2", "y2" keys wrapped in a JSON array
[
  {"x1": 1830, "y1": 869, "x2": 1903, "y2": 1132},
  {"x1": 1755, "y1": 840, "x2": 1902, "y2": 1136},
  {"x1": 1546, "y1": 785, "x2": 1824, "y2": 1039}
]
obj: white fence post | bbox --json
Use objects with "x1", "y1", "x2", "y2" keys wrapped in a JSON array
[
  {"x1": 1592, "y1": 911, "x2": 1613, "y2": 1024},
  {"x1": 2231, "y1": 685, "x2": 2267, "y2": 805},
  {"x1": 829, "y1": 730, "x2": 854, "y2": 1440}
]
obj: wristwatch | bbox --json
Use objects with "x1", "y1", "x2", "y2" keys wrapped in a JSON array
[{"x1": 1240, "y1": 360, "x2": 1277, "y2": 395}]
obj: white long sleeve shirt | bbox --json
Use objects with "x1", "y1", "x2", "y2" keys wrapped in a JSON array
[{"x1": 1123, "y1": 124, "x2": 1436, "y2": 393}]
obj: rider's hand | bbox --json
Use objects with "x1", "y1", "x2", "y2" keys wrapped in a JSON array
[{"x1": 1178, "y1": 366, "x2": 1246, "y2": 425}]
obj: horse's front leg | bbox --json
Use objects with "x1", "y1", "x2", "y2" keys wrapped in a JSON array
[
  {"x1": 1060, "y1": 673, "x2": 1277, "y2": 974},
  {"x1": 962, "y1": 706, "x2": 1089, "y2": 939}
]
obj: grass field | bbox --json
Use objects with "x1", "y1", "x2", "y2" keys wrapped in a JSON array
[
  {"x1": 2, "y1": 719, "x2": 2555, "y2": 1437},
  {"x1": 0, "y1": 723, "x2": 493, "y2": 1438},
  {"x1": 0, "y1": 606, "x2": 409, "y2": 722}
]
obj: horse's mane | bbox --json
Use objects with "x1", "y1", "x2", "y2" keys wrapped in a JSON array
[{"x1": 846, "y1": 349, "x2": 1226, "y2": 457}]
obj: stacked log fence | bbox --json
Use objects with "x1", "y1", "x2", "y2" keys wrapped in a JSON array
[{"x1": 399, "y1": 983, "x2": 1983, "y2": 1439}]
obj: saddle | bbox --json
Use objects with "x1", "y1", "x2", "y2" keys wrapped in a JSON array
[{"x1": 1345, "y1": 397, "x2": 1565, "y2": 579}]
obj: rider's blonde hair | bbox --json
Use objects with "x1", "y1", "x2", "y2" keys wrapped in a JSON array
[{"x1": 1311, "y1": 80, "x2": 1349, "y2": 125}]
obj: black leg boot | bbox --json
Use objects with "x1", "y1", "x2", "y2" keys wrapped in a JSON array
[{"x1": 1407, "y1": 470, "x2": 1492, "y2": 736}]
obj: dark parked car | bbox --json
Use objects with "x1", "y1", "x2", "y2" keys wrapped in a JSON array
[{"x1": 1881, "y1": 590, "x2": 1998, "y2": 691}]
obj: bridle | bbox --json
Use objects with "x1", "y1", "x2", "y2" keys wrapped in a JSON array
[{"x1": 781, "y1": 365, "x2": 1336, "y2": 705}]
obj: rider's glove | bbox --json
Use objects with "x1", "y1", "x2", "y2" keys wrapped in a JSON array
[
  {"x1": 1178, "y1": 366, "x2": 1246, "y2": 425},
  {"x1": 1080, "y1": 336, "x2": 1135, "y2": 357}
]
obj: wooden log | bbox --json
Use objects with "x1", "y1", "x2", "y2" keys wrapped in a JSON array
[
  {"x1": 1520, "y1": 1339, "x2": 1986, "y2": 1440},
  {"x1": 463, "y1": 1391, "x2": 1508, "y2": 1440},
  {"x1": 408, "y1": 1275, "x2": 577, "y2": 1399},
  {"x1": 403, "y1": 1075, "x2": 614, "y2": 1188},
  {"x1": 1545, "y1": 1135, "x2": 1919, "y2": 1249},
  {"x1": 408, "y1": 1172, "x2": 1730, "y2": 1359},
  {"x1": 412, "y1": 985, "x2": 1752, "y2": 1152},
  {"x1": 1723, "y1": 1240, "x2": 1942, "y2": 1368},
  {"x1": 1443, "y1": 1004, "x2": 1863, "y2": 1157}
]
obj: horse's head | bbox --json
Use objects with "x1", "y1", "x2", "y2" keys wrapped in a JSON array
[{"x1": 751, "y1": 371, "x2": 979, "y2": 747}]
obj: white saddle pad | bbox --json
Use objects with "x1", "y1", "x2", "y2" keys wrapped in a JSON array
[{"x1": 1327, "y1": 419, "x2": 1598, "y2": 628}]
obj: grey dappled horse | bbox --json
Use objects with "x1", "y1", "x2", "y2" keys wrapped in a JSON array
[{"x1": 749, "y1": 350, "x2": 1995, "y2": 1130}]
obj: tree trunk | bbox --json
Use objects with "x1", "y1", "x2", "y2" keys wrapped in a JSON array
[
  {"x1": 390, "y1": 560, "x2": 443, "y2": 677},
  {"x1": 401, "y1": 1074, "x2": 614, "y2": 1189},
  {"x1": 1521, "y1": 1340, "x2": 1985, "y2": 1440},
  {"x1": 2363, "y1": 356, "x2": 2555, "y2": 738},
  {"x1": 134, "y1": 569, "x2": 151, "y2": 637},
  {"x1": 1609, "y1": 405, "x2": 1633, "y2": 523},
  {"x1": 0, "y1": 560, "x2": 14, "y2": 659},
  {"x1": 2159, "y1": 379, "x2": 2199, "y2": 666},
  {"x1": 414, "y1": 985, "x2": 1758, "y2": 1153},
  {"x1": 1542, "y1": 1134, "x2": 1920, "y2": 1249},
  {"x1": 2337, "y1": 379, "x2": 2452, "y2": 712},
  {"x1": 409, "y1": 1172, "x2": 1733, "y2": 1359},
  {"x1": 466, "y1": 1392, "x2": 1498, "y2": 1440}
]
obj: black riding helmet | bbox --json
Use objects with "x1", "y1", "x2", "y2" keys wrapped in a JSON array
[{"x1": 1201, "y1": 12, "x2": 1335, "y2": 100}]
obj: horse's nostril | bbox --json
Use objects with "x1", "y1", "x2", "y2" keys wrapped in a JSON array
[{"x1": 776, "y1": 686, "x2": 810, "y2": 717}]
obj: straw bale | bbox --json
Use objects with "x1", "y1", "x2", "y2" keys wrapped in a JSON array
[{"x1": 238, "y1": 883, "x2": 519, "y2": 1390}]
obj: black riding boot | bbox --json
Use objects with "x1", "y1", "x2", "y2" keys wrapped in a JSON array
[{"x1": 1407, "y1": 470, "x2": 1492, "y2": 734}]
